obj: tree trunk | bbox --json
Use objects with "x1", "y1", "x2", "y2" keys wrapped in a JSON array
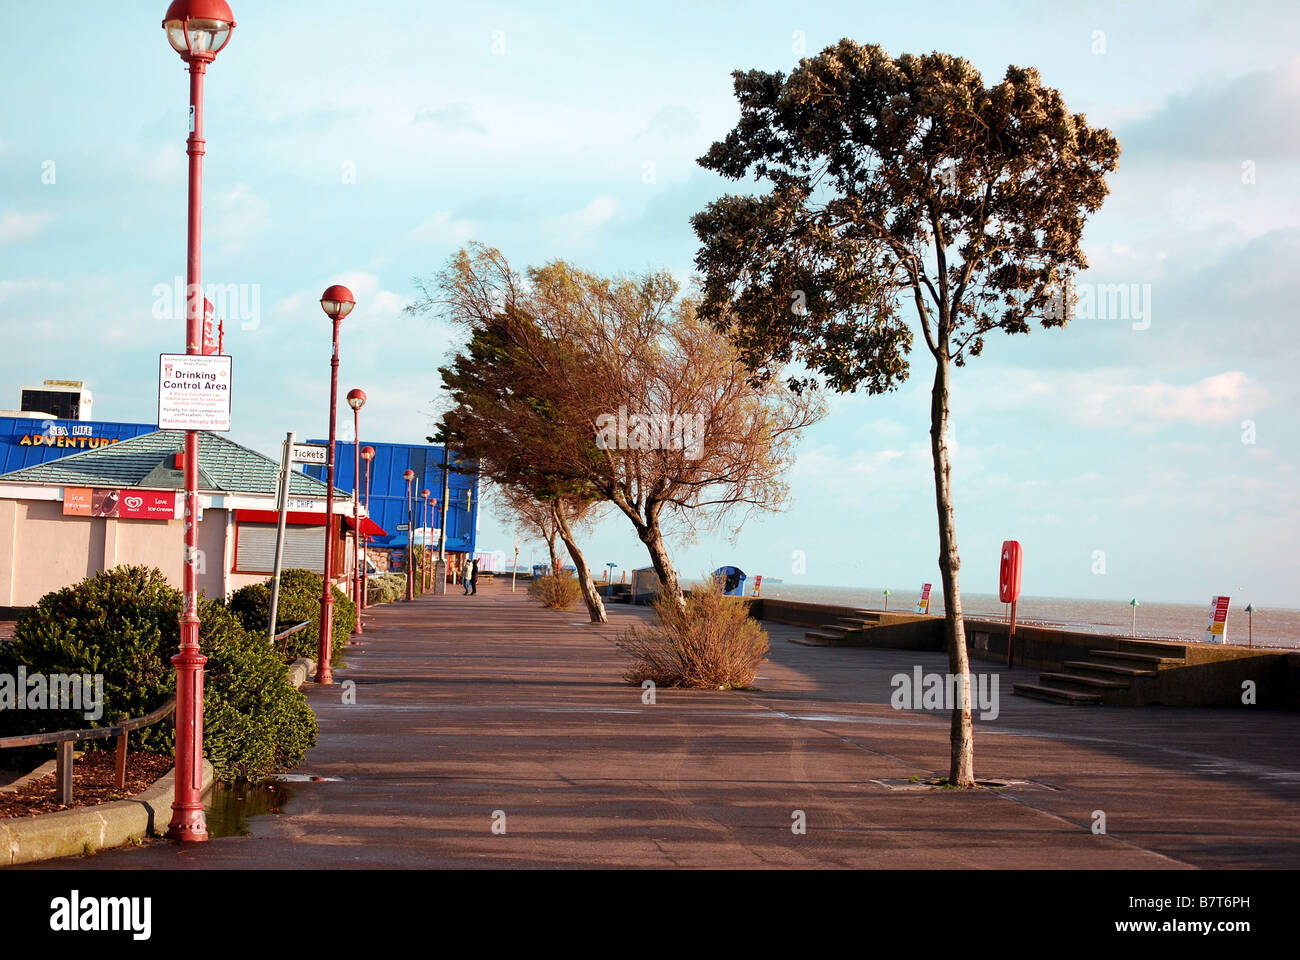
[
  {"x1": 638, "y1": 517, "x2": 685, "y2": 611},
  {"x1": 546, "y1": 533, "x2": 561, "y2": 578},
  {"x1": 551, "y1": 503, "x2": 607, "y2": 623},
  {"x1": 930, "y1": 350, "x2": 975, "y2": 787}
]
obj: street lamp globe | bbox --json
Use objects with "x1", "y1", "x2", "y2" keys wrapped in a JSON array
[
  {"x1": 320, "y1": 284, "x2": 356, "y2": 320},
  {"x1": 162, "y1": 0, "x2": 236, "y2": 61},
  {"x1": 347, "y1": 388, "x2": 367, "y2": 411},
  {"x1": 361, "y1": 445, "x2": 375, "y2": 462}
]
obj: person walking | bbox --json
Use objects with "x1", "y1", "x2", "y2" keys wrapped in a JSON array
[{"x1": 469, "y1": 557, "x2": 478, "y2": 595}]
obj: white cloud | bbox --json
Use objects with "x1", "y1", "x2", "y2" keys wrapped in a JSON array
[
  {"x1": 0, "y1": 210, "x2": 53, "y2": 244},
  {"x1": 209, "y1": 183, "x2": 270, "y2": 256},
  {"x1": 551, "y1": 195, "x2": 619, "y2": 243},
  {"x1": 1069, "y1": 371, "x2": 1269, "y2": 432},
  {"x1": 408, "y1": 211, "x2": 476, "y2": 247}
]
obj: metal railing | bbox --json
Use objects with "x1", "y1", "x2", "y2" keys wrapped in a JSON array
[
  {"x1": 0, "y1": 620, "x2": 312, "y2": 806},
  {"x1": 0, "y1": 697, "x2": 176, "y2": 805},
  {"x1": 273, "y1": 620, "x2": 311, "y2": 657}
]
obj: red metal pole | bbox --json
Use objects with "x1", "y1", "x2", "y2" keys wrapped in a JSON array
[
  {"x1": 362, "y1": 456, "x2": 371, "y2": 610},
  {"x1": 352, "y1": 407, "x2": 362, "y2": 636},
  {"x1": 405, "y1": 478, "x2": 414, "y2": 601},
  {"x1": 422, "y1": 496, "x2": 430, "y2": 591},
  {"x1": 169, "y1": 59, "x2": 209, "y2": 843},
  {"x1": 316, "y1": 317, "x2": 340, "y2": 684},
  {"x1": 1006, "y1": 599, "x2": 1018, "y2": 669}
]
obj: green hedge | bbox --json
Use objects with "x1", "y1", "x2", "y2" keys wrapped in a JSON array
[
  {"x1": 229, "y1": 568, "x2": 355, "y2": 664},
  {"x1": 0, "y1": 566, "x2": 317, "y2": 781}
]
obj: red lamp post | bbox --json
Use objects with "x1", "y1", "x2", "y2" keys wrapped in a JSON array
[
  {"x1": 421, "y1": 490, "x2": 432, "y2": 591},
  {"x1": 360, "y1": 445, "x2": 375, "y2": 614},
  {"x1": 403, "y1": 469, "x2": 416, "y2": 601},
  {"x1": 317, "y1": 284, "x2": 356, "y2": 684},
  {"x1": 161, "y1": 0, "x2": 236, "y2": 845},
  {"x1": 346, "y1": 388, "x2": 366, "y2": 635}
]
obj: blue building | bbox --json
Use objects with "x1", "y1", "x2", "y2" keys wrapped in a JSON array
[
  {"x1": 303, "y1": 440, "x2": 479, "y2": 559},
  {"x1": 0, "y1": 416, "x2": 158, "y2": 475}
]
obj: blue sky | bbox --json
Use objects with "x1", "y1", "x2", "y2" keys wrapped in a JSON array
[{"x1": 2, "y1": 1, "x2": 1297, "y2": 605}]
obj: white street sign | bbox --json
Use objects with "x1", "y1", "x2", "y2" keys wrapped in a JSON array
[
  {"x1": 158, "y1": 353, "x2": 232, "y2": 431},
  {"x1": 291, "y1": 443, "x2": 328, "y2": 464}
]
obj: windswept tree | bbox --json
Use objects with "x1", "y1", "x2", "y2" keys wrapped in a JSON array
[
  {"x1": 493, "y1": 482, "x2": 608, "y2": 622},
  {"x1": 411, "y1": 244, "x2": 824, "y2": 609},
  {"x1": 692, "y1": 41, "x2": 1120, "y2": 786}
]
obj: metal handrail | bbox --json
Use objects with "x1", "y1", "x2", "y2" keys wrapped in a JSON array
[
  {"x1": 0, "y1": 620, "x2": 312, "y2": 807},
  {"x1": 0, "y1": 697, "x2": 177, "y2": 806},
  {"x1": 273, "y1": 620, "x2": 312, "y2": 657}
]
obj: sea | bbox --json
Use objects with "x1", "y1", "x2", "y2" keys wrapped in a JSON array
[{"x1": 703, "y1": 581, "x2": 1300, "y2": 651}]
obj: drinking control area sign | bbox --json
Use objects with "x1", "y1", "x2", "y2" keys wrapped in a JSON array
[{"x1": 158, "y1": 354, "x2": 232, "y2": 431}]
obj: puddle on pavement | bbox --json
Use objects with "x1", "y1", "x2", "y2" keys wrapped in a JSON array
[
  {"x1": 206, "y1": 780, "x2": 295, "y2": 838},
  {"x1": 275, "y1": 773, "x2": 345, "y2": 783}
]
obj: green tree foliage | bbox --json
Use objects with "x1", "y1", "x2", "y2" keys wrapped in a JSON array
[{"x1": 692, "y1": 41, "x2": 1119, "y2": 785}]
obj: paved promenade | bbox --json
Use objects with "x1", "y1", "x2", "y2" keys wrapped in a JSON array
[{"x1": 22, "y1": 581, "x2": 1300, "y2": 869}]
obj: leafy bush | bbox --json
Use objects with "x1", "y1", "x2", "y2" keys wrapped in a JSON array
[
  {"x1": 617, "y1": 574, "x2": 769, "y2": 689},
  {"x1": 367, "y1": 572, "x2": 407, "y2": 605},
  {"x1": 229, "y1": 568, "x2": 354, "y2": 664},
  {"x1": 0, "y1": 566, "x2": 317, "y2": 781},
  {"x1": 529, "y1": 571, "x2": 580, "y2": 609}
]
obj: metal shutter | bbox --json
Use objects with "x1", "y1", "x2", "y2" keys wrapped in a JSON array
[{"x1": 236, "y1": 522, "x2": 325, "y2": 575}]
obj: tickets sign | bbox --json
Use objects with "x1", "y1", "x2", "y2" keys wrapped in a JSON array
[
  {"x1": 63, "y1": 487, "x2": 178, "y2": 520},
  {"x1": 914, "y1": 583, "x2": 933, "y2": 614},
  {"x1": 1205, "y1": 595, "x2": 1230, "y2": 644}
]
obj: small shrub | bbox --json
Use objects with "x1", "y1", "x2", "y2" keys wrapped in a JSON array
[
  {"x1": 618, "y1": 574, "x2": 769, "y2": 689},
  {"x1": 529, "y1": 571, "x2": 580, "y2": 609},
  {"x1": 0, "y1": 566, "x2": 317, "y2": 781},
  {"x1": 229, "y1": 568, "x2": 354, "y2": 664},
  {"x1": 366, "y1": 573, "x2": 407, "y2": 605}
]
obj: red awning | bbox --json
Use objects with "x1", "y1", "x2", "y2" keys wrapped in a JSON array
[
  {"x1": 236, "y1": 509, "x2": 331, "y2": 527},
  {"x1": 343, "y1": 516, "x2": 387, "y2": 537}
]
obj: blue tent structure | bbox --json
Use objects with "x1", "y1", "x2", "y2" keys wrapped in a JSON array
[
  {"x1": 302, "y1": 440, "x2": 479, "y2": 558},
  {"x1": 714, "y1": 566, "x2": 747, "y2": 596}
]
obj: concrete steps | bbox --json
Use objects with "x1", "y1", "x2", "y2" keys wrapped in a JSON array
[
  {"x1": 1012, "y1": 683, "x2": 1102, "y2": 705},
  {"x1": 1015, "y1": 639, "x2": 1188, "y2": 706},
  {"x1": 799, "y1": 610, "x2": 880, "y2": 647}
]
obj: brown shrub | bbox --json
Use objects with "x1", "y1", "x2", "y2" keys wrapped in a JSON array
[
  {"x1": 618, "y1": 574, "x2": 768, "y2": 689},
  {"x1": 529, "y1": 571, "x2": 581, "y2": 609}
]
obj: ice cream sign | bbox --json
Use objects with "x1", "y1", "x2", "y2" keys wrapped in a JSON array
[{"x1": 63, "y1": 487, "x2": 179, "y2": 519}]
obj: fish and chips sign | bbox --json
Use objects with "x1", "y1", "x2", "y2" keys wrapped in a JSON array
[
  {"x1": 158, "y1": 353, "x2": 232, "y2": 431},
  {"x1": 1205, "y1": 595, "x2": 1230, "y2": 644}
]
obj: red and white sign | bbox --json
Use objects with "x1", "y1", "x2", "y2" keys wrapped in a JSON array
[
  {"x1": 914, "y1": 583, "x2": 933, "y2": 614},
  {"x1": 63, "y1": 487, "x2": 178, "y2": 519},
  {"x1": 752, "y1": 574, "x2": 763, "y2": 596},
  {"x1": 202, "y1": 298, "x2": 218, "y2": 355},
  {"x1": 1205, "y1": 595, "x2": 1230, "y2": 644}
]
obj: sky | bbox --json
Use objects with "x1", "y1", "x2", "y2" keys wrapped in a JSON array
[{"x1": 1, "y1": 1, "x2": 1297, "y2": 606}]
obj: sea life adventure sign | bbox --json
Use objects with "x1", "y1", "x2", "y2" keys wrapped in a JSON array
[{"x1": 158, "y1": 353, "x2": 232, "y2": 431}]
